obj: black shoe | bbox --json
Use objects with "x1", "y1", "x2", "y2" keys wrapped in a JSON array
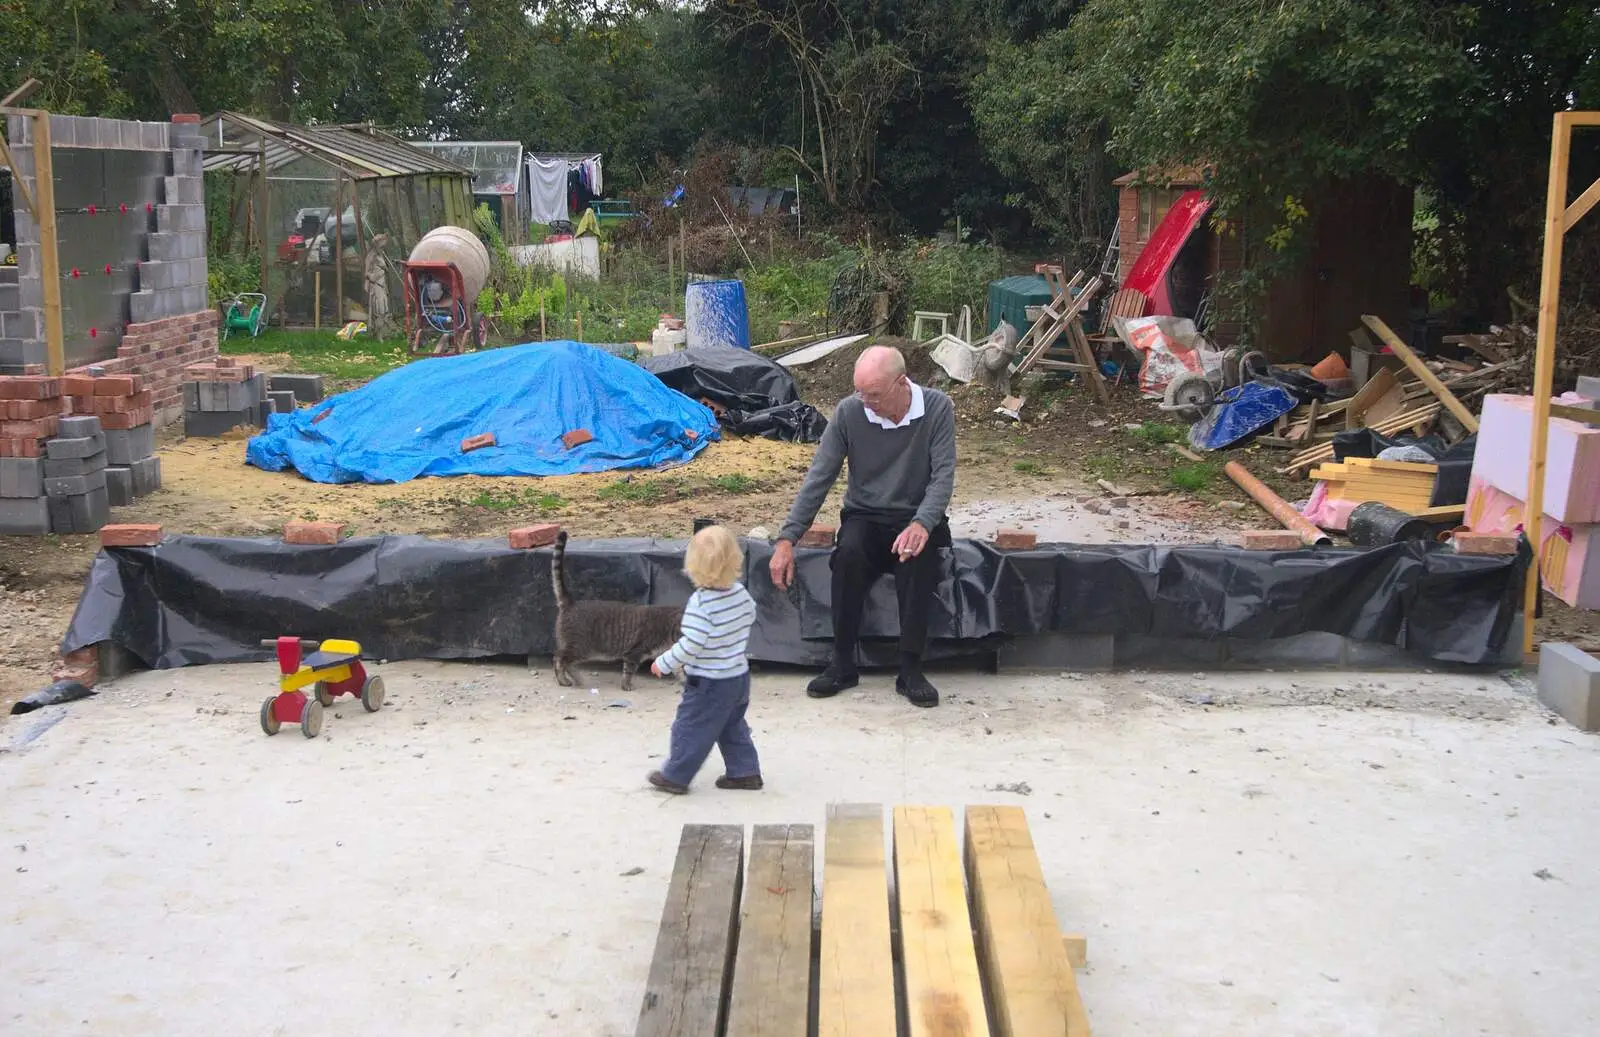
[
  {"x1": 715, "y1": 774, "x2": 764, "y2": 790},
  {"x1": 806, "y1": 666, "x2": 859, "y2": 698},
  {"x1": 896, "y1": 672, "x2": 939, "y2": 708}
]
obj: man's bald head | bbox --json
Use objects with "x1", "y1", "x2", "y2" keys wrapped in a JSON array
[{"x1": 854, "y1": 345, "x2": 906, "y2": 390}]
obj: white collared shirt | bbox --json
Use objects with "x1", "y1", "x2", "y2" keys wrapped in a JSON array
[{"x1": 862, "y1": 381, "x2": 925, "y2": 430}]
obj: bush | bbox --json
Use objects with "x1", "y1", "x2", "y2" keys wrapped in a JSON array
[
  {"x1": 897, "y1": 238, "x2": 1003, "y2": 319},
  {"x1": 207, "y1": 250, "x2": 260, "y2": 306}
]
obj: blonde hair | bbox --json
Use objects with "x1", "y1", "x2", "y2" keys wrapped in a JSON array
[{"x1": 685, "y1": 525, "x2": 743, "y2": 589}]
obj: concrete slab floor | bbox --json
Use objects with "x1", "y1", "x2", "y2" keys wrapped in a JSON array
[{"x1": 2, "y1": 662, "x2": 1598, "y2": 1037}]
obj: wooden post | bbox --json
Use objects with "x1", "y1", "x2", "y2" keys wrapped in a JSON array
[
  {"x1": 539, "y1": 296, "x2": 546, "y2": 341},
  {"x1": 575, "y1": 310, "x2": 583, "y2": 342},
  {"x1": 334, "y1": 175, "x2": 345, "y2": 326},
  {"x1": 31, "y1": 113, "x2": 64, "y2": 375},
  {"x1": 258, "y1": 138, "x2": 270, "y2": 311},
  {"x1": 314, "y1": 271, "x2": 321, "y2": 330}
]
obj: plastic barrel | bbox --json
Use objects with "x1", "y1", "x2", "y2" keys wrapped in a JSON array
[
  {"x1": 1347, "y1": 502, "x2": 1430, "y2": 547},
  {"x1": 685, "y1": 279, "x2": 752, "y2": 350}
]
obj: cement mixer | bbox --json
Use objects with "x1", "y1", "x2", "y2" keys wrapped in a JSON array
[{"x1": 402, "y1": 226, "x2": 492, "y2": 356}]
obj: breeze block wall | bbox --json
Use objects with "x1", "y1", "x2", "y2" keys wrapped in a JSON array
[{"x1": 2, "y1": 112, "x2": 217, "y2": 427}]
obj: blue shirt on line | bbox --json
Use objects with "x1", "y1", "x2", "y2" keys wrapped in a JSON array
[{"x1": 654, "y1": 582, "x2": 757, "y2": 679}]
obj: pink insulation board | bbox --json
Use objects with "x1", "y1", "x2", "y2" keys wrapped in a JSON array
[
  {"x1": 1471, "y1": 393, "x2": 1600, "y2": 524},
  {"x1": 1465, "y1": 476, "x2": 1600, "y2": 609}
]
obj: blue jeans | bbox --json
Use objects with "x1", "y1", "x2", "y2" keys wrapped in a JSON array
[{"x1": 660, "y1": 671, "x2": 760, "y2": 787}]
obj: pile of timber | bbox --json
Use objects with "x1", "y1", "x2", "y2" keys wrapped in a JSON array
[
  {"x1": 1270, "y1": 316, "x2": 1529, "y2": 475},
  {"x1": 1307, "y1": 457, "x2": 1461, "y2": 519}
]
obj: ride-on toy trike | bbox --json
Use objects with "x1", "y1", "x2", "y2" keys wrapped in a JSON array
[{"x1": 258, "y1": 636, "x2": 386, "y2": 739}]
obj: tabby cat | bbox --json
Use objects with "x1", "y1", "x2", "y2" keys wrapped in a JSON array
[{"x1": 550, "y1": 531, "x2": 685, "y2": 691}]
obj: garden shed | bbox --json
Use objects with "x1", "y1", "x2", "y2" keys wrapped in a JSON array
[
  {"x1": 200, "y1": 112, "x2": 475, "y2": 328},
  {"x1": 412, "y1": 141, "x2": 529, "y2": 243}
]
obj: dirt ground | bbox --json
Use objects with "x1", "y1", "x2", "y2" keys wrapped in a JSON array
[
  {"x1": 1, "y1": 339, "x2": 1595, "y2": 708},
  {"x1": 3, "y1": 665, "x2": 1598, "y2": 1035}
]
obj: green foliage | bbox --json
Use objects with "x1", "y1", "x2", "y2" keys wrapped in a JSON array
[
  {"x1": 207, "y1": 251, "x2": 261, "y2": 307},
  {"x1": 464, "y1": 488, "x2": 565, "y2": 513},
  {"x1": 708, "y1": 474, "x2": 760, "y2": 494},
  {"x1": 596, "y1": 477, "x2": 680, "y2": 504},
  {"x1": 1170, "y1": 462, "x2": 1219, "y2": 493},
  {"x1": 1013, "y1": 459, "x2": 1045, "y2": 475},
  {"x1": 897, "y1": 239, "x2": 1004, "y2": 319},
  {"x1": 1125, "y1": 421, "x2": 1185, "y2": 447}
]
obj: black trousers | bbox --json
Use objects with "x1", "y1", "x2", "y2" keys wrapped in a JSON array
[{"x1": 829, "y1": 512, "x2": 951, "y2": 668}]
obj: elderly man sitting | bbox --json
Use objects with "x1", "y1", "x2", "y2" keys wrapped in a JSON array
[{"x1": 769, "y1": 345, "x2": 956, "y2": 707}]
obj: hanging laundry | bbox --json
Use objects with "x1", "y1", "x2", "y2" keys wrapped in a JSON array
[{"x1": 529, "y1": 158, "x2": 569, "y2": 225}]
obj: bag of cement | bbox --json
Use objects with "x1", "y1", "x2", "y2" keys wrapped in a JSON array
[
  {"x1": 1116, "y1": 315, "x2": 1223, "y2": 396},
  {"x1": 10, "y1": 679, "x2": 96, "y2": 715}
]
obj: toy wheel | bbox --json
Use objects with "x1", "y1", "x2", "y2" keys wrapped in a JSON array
[
  {"x1": 301, "y1": 699, "x2": 325, "y2": 739},
  {"x1": 313, "y1": 682, "x2": 334, "y2": 707},
  {"x1": 260, "y1": 696, "x2": 281, "y2": 736},
  {"x1": 1163, "y1": 371, "x2": 1216, "y2": 422},
  {"x1": 361, "y1": 674, "x2": 386, "y2": 713}
]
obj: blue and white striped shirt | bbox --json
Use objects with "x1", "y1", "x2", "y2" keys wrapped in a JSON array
[{"x1": 655, "y1": 583, "x2": 757, "y2": 678}]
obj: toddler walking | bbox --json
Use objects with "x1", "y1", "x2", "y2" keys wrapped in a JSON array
[{"x1": 648, "y1": 525, "x2": 762, "y2": 794}]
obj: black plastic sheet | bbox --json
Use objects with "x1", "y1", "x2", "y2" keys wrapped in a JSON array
[
  {"x1": 62, "y1": 534, "x2": 1525, "y2": 670},
  {"x1": 640, "y1": 346, "x2": 828, "y2": 443}
]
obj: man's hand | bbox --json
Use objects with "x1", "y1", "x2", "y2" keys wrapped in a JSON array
[
  {"x1": 892, "y1": 521, "x2": 930, "y2": 562},
  {"x1": 770, "y1": 538, "x2": 796, "y2": 590},
  {"x1": 650, "y1": 661, "x2": 666, "y2": 678}
]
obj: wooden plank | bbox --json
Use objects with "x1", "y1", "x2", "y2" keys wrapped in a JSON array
[
  {"x1": 1343, "y1": 458, "x2": 1439, "y2": 473},
  {"x1": 1563, "y1": 173, "x2": 1600, "y2": 233},
  {"x1": 1363, "y1": 381, "x2": 1407, "y2": 427},
  {"x1": 727, "y1": 825, "x2": 815, "y2": 1037},
  {"x1": 818, "y1": 804, "x2": 896, "y2": 1037},
  {"x1": 1414, "y1": 505, "x2": 1465, "y2": 521},
  {"x1": 637, "y1": 825, "x2": 745, "y2": 1037},
  {"x1": 1063, "y1": 934, "x2": 1088, "y2": 970},
  {"x1": 1550, "y1": 402, "x2": 1600, "y2": 426},
  {"x1": 31, "y1": 113, "x2": 63, "y2": 376},
  {"x1": 966, "y1": 805, "x2": 1090, "y2": 1037},
  {"x1": 1360, "y1": 315, "x2": 1480, "y2": 432},
  {"x1": 894, "y1": 806, "x2": 991, "y2": 1037},
  {"x1": 1344, "y1": 368, "x2": 1400, "y2": 429}
]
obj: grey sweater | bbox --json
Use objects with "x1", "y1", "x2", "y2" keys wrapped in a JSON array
[{"x1": 779, "y1": 386, "x2": 957, "y2": 542}]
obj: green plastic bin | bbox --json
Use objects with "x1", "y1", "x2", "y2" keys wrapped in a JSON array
[{"x1": 987, "y1": 275, "x2": 1054, "y2": 335}]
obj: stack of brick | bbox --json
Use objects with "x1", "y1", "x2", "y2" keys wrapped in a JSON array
[
  {"x1": 63, "y1": 371, "x2": 161, "y2": 505},
  {"x1": 183, "y1": 357, "x2": 268, "y2": 436},
  {"x1": 42, "y1": 415, "x2": 112, "y2": 533},
  {"x1": 0, "y1": 375, "x2": 63, "y2": 533}
]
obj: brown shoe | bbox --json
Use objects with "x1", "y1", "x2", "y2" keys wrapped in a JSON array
[
  {"x1": 648, "y1": 770, "x2": 689, "y2": 795},
  {"x1": 715, "y1": 775, "x2": 764, "y2": 790}
]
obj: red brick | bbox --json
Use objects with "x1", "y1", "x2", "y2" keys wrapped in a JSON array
[
  {"x1": 460, "y1": 432, "x2": 496, "y2": 453},
  {"x1": 93, "y1": 374, "x2": 142, "y2": 395},
  {"x1": 0, "y1": 376, "x2": 60, "y2": 400},
  {"x1": 0, "y1": 438, "x2": 42, "y2": 457},
  {"x1": 1241, "y1": 529, "x2": 1305, "y2": 551},
  {"x1": 0, "y1": 415, "x2": 59, "y2": 438},
  {"x1": 685, "y1": 429, "x2": 699, "y2": 441},
  {"x1": 70, "y1": 391, "x2": 152, "y2": 415},
  {"x1": 1453, "y1": 531, "x2": 1519, "y2": 555},
  {"x1": 62, "y1": 374, "x2": 98, "y2": 396},
  {"x1": 172, "y1": 112, "x2": 201, "y2": 124},
  {"x1": 99, "y1": 407, "x2": 153, "y2": 430},
  {"x1": 215, "y1": 356, "x2": 236, "y2": 369},
  {"x1": 561, "y1": 428, "x2": 593, "y2": 449},
  {"x1": 214, "y1": 367, "x2": 249, "y2": 382},
  {"x1": 101, "y1": 524, "x2": 163, "y2": 547},
  {"x1": 283, "y1": 521, "x2": 345, "y2": 545},
  {"x1": 184, "y1": 364, "x2": 220, "y2": 381},
  {"x1": 509, "y1": 523, "x2": 562, "y2": 549},
  {"x1": 311, "y1": 408, "x2": 333, "y2": 425},
  {"x1": 994, "y1": 529, "x2": 1038, "y2": 550},
  {"x1": 798, "y1": 525, "x2": 837, "y2": 548},
  {"x1": 5, "y1": 399, "x2": 64, "y2": 420},
  {"x1": 53, "y1": 646, "x2": 98, "y2": 688}
]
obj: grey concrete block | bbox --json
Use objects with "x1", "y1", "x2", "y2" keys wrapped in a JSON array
[
  {"x1": 117, "y1": 120, "x2": 142, "y2": 152},
  {"x1": 0, "y1": 267, "x2": 17, "y2": 284},
  {"x1": 146, "y1": 232, "x2": 204, "y2": 262},
  {"x1": 44, "y1": 469, "x2": 108, "y2": 497},
  {"x1": 1538, "y1": 643, "x2": 1600, "y2": 731},
  {"x1": 164, "y1": 176, "x2": 203, "y2": 205},
  {"x1": 129, "y1": 290, "x2": 161, "y2": 324},
  {"x1": 269, "y1": 373, "x2": 325, "y2": 403},
  {"x1": 172, "y1": 148, "x2": 202, "y2": 177},
  {"x1": 43, "y1": 451, "x2": 106, "y2": 479},
  {"x1": 0, "y1": 497, "x2": 49, "y2": 536},
  {"x1": 1115, "y1": 635, "x2": 1228, "y2": 668},
  {"x1": 997, "y1": 633, "x2": 1115, "y2": 672},
  {"x1": 0, "y1": 283, "x2": 19, "y2": 311},
  {"x1": 48, "y1": 114, "x2": 76, "y2": 147},
  {"x1": 7, "y1": 114, "x2": 30, "y2": 145},
  {"x1": 177, "y1": 285, "x2": 207, "y2": 314},
  {"x1": 10, "y1": 211, "x2": 34, "y2": 248},
  {"x1": 104, "y1": 424, "x2": 154, "y2": 465},
  {"x1": 1577, "y1": 375, "x2": 1600, "y2": 402},
  {"x1": 130, "y1": 455, "x2": 160, "y2": 497},
  {"x1": 247, "y1": 372, "x2": 265, "y2": 402},
  {"x1": 0, "y1": 338, "x2": 47, "y2": 366},
  {"x1": 177, "y1": 257, "x2": 206, "y2": 287},
  {"x1": 59, "y1": 415, "x2": 103, "y2": 438},
  {"x1": 137, "y1": 260, "x2": 174, "y2": 291},
  {"x1": 105, "y1": 465, "x2": 133, "y2": 507},
  {"x1": 183, "y1": 381, "x2": 199, "y2": 412},
  {"x1": 1225, "y1": 631, "x2": 1349, "y2": 668},
  {"x1": 46, "y1": 494, "x2": 71, "y2": 533},
  {"x1": 269, "y1": 390, "x2": 297, "y2": 414},
  {"x1": 68, "y1": 485, "x2": 109, "y2": 533},
  {"x1": 184, "y1": 408, "x2": 258, "y2": 437},
  {"x1": 141, "y1": 122, "x2": 169, "y2": 152},
  {"x1": 0, "y1": 458, "x2": 43, "y2": 498},
  {"x1": 198, "y1": 381, "x2": 251, "y2": 411},
  {"x1": 2, "y1": 308, "x2": 42, "y2": 338},
  {"x1": 156, "y1": 204, "x2": 205, "y2": 233},
  {"x1": 15, "y1": 243, "x2": 39, "y2": 276},
  {"x1": 46, "y1": 433, "x2": 106, "y2": 460}
]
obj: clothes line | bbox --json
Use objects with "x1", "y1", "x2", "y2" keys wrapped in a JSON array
[{"x1": 527, "y1": 153, "x2": 603, "y2": 225}]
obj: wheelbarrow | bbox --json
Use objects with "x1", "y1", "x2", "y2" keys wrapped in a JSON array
[
  {"x1": 258, "y1": 636, "x2": 386, "y2": 739},
  {"x1": 221, "y1": 293, "x2": 268, "y2": 340}
]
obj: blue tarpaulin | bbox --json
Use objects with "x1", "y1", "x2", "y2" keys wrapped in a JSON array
[
  {"x1": 1189, "y1": 381, "x2": 1300, "y2": 451},
  {"x1": 245, "y1": 341, "x2": 720, "y2": 484}
]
